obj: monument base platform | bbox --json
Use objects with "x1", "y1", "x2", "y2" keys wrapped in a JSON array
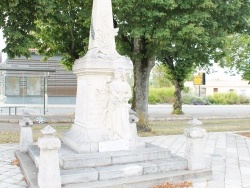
[
  {"x1": 61, "y1": 123, "x2": 144, "y2": 153},
  {"x1": 15, "y1": 141, "x2": 212, "y2": 188}
]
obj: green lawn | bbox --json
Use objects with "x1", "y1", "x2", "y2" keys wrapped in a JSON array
[
  {"x1": 140, "y1": 119, "x2": 250, "y2": 136},
  {"x1": 0, "y1": 119, "x2": 250, "y2": 144}
]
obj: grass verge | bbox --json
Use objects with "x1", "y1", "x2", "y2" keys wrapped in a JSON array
[
  {"x1": 0, "y1": 118, "x2": 249, "y2": 144},
  {"x1": 0, "y1": 124, "x2": 71, "y2": 144},
  {"x1": 139, "y1": 119, "x2": 250, "y2": 137}
]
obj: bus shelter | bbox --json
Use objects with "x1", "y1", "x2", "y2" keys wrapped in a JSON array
[{"x1": 0, "y1": 65, "x2": 56, "y2": 115}]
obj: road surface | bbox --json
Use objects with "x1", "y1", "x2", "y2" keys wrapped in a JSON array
[
  {"x1": 149, "y1": 104, "x2": 250, "y2": 118},
  {"x1": 0, "y1": 104, "x2": 250, "y2": 118}
]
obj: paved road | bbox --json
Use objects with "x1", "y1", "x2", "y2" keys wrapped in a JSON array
[
  {"x1": 149, "y1": 104, "x2": 250, "y2": 118},
  {"x1": 0, "y1": 104, "x2": 250, "y2": 118}
]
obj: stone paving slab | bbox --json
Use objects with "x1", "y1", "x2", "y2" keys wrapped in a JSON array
[
  {"x1": 1, "y1": 132, "x2": 250, "y2": 187},
  {"x1": 0, "y1": 144, "x2": 27, "y2": 188}
]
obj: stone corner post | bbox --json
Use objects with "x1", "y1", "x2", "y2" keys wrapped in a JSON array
[
  {"x1": 19, "y1": 112, "x2": 33, "y2": 153},
  {"x1": 184, "y1": 118, "x2": 207, "y2": 170},
  {"x1": 38, "y1": 125, "x2": 61, "y2": 188}
]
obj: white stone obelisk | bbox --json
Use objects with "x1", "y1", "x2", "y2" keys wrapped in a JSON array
[
  {"x1": 62, "y1": 0, "x2": 136, "y2": 153},
  {"x1": 88, "y1": 0, "x2": 117, "y2": 55}
]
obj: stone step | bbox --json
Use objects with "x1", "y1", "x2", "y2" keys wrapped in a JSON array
[
  {"x1": 60, "y1": 145, "x2": 171, "y2": 169},
  {"x1": 27, "y1": 145, "x2": 39, "y2": 168},
  {"x1": 61, "y1": 168, "x2": 98, "y2": 185},
  {"x1": 62, "y1": 168, "x2": 212, "y2": 188},
  {"x1": 61, "y1": 156, "x2": 187, "y2": 184},
  {"x1": 28, "y1": 144, "x2": 172, "y2": 169},
  {"x1": 15, "y1": 150, "x2": 212, "y2": 188}
]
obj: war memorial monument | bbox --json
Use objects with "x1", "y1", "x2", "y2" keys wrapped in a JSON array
[{"x1": 16, "y1": 0, "x2": 212, "y2": 187}]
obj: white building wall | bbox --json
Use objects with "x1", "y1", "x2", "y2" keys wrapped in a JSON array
[{"x1": 185, "y1": 64, "x2": 250, "y2": 97}]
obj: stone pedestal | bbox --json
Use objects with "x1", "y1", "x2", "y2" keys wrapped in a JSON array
[
  {"x1": 184, "y1": 118, "x2": 207, "y2": 170},
  {"x1": 19, "y1": 112, "x2": 33, "y2": 153},
  {"x1": 61, "y1": 0, "x2": 139, "y2": 153},
  {"x1": 61, "y1": 58, "x2": 135, "y2": 153},
  {"x1": 38, "y1": 126, "x2": 61, "y2": 188}
]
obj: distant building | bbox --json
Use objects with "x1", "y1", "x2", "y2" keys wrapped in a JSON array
[
  {"x1": 2, "y1": 52, "x2": 77, "y2": 104},
  {"x1": 185, "y1": 64, "x2": 250, "y2": 98}
]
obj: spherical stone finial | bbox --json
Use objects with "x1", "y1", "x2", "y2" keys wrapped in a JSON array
[
  {"x1": 19, "y1": 110, "x2": 33, "y2": 127},
  {"x1": 184, "y1": 127, "x2": 206, "y2": 138},
  {"x1": 185, "y1": 118, "x2": 206, "y2": 138},
  {"x1": 41, "y1": 125, "x2": 57, "y2": 136},
  {"x1": 188, "y1": 118, "x2": 203, "y2": 126}
]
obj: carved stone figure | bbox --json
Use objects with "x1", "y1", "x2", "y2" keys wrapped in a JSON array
[{"x1": 104, "y1": 68, "x2": 133, "y2": 140}]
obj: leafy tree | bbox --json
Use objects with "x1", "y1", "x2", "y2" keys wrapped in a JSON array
[
  {"x1": 34, "y1": 0, "x2": 92, "y2": 69},
  {"x1": 0, "y1": 0, "x2": 92, "y2": 69},
  {"x1": 153, "y1": 0, "x2": 250, "y2": 114},
  {"x1": 1, "y1": 0, "x2": 155, "y2": 130},
  {"x1": 150, "y1": 64, "x2": 172, "y2": 88},
  {"x1": 222, "y1": 34, "x2": 250, "y2": 83},
  {"x1": 0, "y1": 0, "x2": 38, "y2": 58},
  {"x1": 1, "y1": 0, "x2": 250, "y2": 125},
  {"x1": 115, "y1": 0, "x2": 250, "y2": 117}
]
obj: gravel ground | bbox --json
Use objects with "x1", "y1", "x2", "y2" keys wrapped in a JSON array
[{"x1": 0, "y1": 122, "x2": 21, "y2": 132}]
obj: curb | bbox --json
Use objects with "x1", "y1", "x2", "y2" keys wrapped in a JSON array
[{"x1": 0, "y1": 115, "x2": 249, "y2": 123}]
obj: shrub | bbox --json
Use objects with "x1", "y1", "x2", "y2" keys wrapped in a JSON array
[
  {"x1": 182, "y1": 94, "x2": 194, "y2": 104},
  {"x1": 239, "y1": 95, "x2": 250, "y2": 104},
  {"x1": 148, "y1": 87, "x2": 175, "y2": 104},
  {"x1": 192, "y1": 97, "x2": 210, "y2": 105},
  {"x1": 207, "y1": 92, "x2": 250, "y2": 104}
]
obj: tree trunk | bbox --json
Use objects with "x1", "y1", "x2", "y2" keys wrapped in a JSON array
[
  {"x1": 131, "y1": 38, "x2": 154, "y2": 131},
  {"x1": 172, "y1": 80, "x2": 184, "y2": 114}
]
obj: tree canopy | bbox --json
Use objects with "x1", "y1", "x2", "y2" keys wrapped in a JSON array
[
  {"x1": 1, "y1": 0, "x2": 250, "y2": 117},
  {"x1": 222, "y1": 34, "x2": 250, "y2": 82},
  {"x1": 114, "y1": 0, "x2": 250, "y2": 114},
  {"x1": 0, "y1": 0, "x2": 92, "y2": 69}
]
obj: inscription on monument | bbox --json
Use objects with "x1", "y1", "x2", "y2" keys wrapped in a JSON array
[
  {"x1": 87, "y1": 80, "x2": 109, "y2": 125},
  {"x1": 99, "y1": 139, "x2": 129, "y2": 152}
]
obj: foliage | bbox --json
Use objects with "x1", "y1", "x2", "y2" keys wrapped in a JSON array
[
  {"x1": 150, "y1": 64, "x2": 172, "y2": 88},
  {"x1": 1, "y1": 0, "x2": 250, "y2": 118},
  {"x1": 153, "y1": 0, "x2": 250, "y2": 114},
  {"x1": 35, "y1": 0, "x2": 92, "y2": 69},
  {"x1": 0, "y1": 0, "x2": 38, "y2": 58},
  {"x1": 0, "y1": 0, "x2": 92, "y2": 69},
  {"x1": 221, "y1": 33, "x2": 250, "y2": 82},
  {"x1": 182, "y1": 95, "x2": 210, "y2": 105},
  {"x1": 113, "y1": 0, "x2": 162, "y2": 62},
  {"x1": 183, "y1": 92, "x2": 249, "y2": 105},
  {"x1": 113, "y1": 0, "x2": 168, "y2": 129},
  {"x1": 182, "y1": 94, "x2": 194, "y2": 104},
  {"x1": 207, "y1": 92, "x2": 250, "y2": 104},
  {"x1": 148, "y1": 87, "x2": 175, "y2": 104},
  {"x1": 192, "y1": 97, "x2": 210, "y2": 105}
]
